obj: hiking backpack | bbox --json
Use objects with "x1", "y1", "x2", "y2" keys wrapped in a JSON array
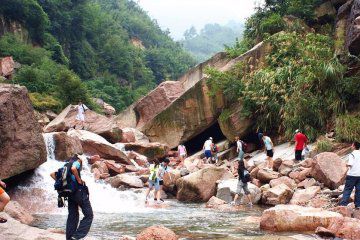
[
  {"x1": 242, "y1": 169, "x2": 251, "y2": 183},
  {"x1": 54, "y1": 159, "x2": 78, "y2": 197}
]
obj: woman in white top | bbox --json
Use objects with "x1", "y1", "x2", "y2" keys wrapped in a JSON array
[
  {"x1": 75, "y1": 101, "x2": 88, "y2": 130},
  {"x1": 177, "y1": 144, "x2": 187, "y2": 167}
]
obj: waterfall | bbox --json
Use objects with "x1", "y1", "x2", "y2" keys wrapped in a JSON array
[{"x1": 12, "y1": 133, "x2": 148, "y2": 214}]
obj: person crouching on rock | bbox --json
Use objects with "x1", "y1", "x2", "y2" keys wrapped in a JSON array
[
  {"x1": 0, "y1": 179, "x2": 10, "y2": 223},
  {"x1": 51, "y1": 155, "x2": 93, "y2": 240},
  {"x1": 231, "y1": 160, "x2": 252, "y2": 206},
  {"x1": 155, "y1": 158, "x2": 171, "y2": 202},
  {"x1": 339, "y1": 141, "x2": 360, "y2": 209},
  {"x1": 145, "y1": 159, "x2": 161, "y2": 204}
]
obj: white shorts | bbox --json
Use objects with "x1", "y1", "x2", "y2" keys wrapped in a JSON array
[{"x1": 76, "y1": 114, "x2": 85, "y2": 121}]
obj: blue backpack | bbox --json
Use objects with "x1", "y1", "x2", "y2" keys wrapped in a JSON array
[{"x1": 54, "y1": 159, "x2": 78, "y2": 197}]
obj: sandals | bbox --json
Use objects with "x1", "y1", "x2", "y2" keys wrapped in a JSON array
[{"x1": 0, "y1": 217, "x2": 7, "y2": 223}]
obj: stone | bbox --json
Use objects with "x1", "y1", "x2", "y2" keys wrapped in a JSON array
[
  {"x1": 315, "y1": 226, "x2": 336, "y2": 238},
  {"x1": 297, "y1": 178, "x2": 318, "y2": 189},
  {"x1": 103, "y1": 160, "x2": 125, "y2": 176},
  {"x1": 326, "y1": 217, "x2": 360, "y2": 240},
  {"x1": 127, "y1": 151, "x2": 148, "y2": 167},
  {"x1": 93, "y1": 98, "x2": 116, "y2": 116},
  {"x1": 273, "y1": 158, "x2": 283, "y2": 171},
  {"x1": 310, "y1": 152, "x2": 347, "y2": 189},
  {"x1": 289, "y1": 168, "x2": 312, "y2": 183},
  {"x1": 0, "y1": 84, "x2": 46, "y2": 179},
  {"x1": 262, "y1": 184, "x2": 293, "y2": 205},
  {"x1": 251, "y1": 178, "x2": 262, "y2": 188},
  {"x1": 136, "y1": 225, "x2": 178, "y2": 240},
  {"x1": 270, "y1": 176, "x2": 297, "y2": 190},
  {"x1": 308, "y1": 194, "x2": 333, "y2": 208},
  {"x1": 107, "y1": 174, "x2": 144, "y2": 188},
  {"x1": 347, "y1": 0, "x2": 360, "y2": 55},
  {"x1": 299, "y1": 158, "x2": 315, "y2": 168},
  {"x1": 257, "y1": 169, "x2": 281, "y2": 183},
  {"x1": 278, "y1": 160, "x2": 295, "y2": 176},
  {"x1": 176, "y1": 166, "x2": 233, "y2": 202},
  {"x1": 206, "y1": 196, "x2": 227, "y2": 208},
  {"x1": 162, "y1": 170, "x2": 181, "y2": 194},
  {"x1": 68, "y1": 130, "x2": 131, "y2": 165},
  {"x1": 91, "y1": 160, "x2": 108, "y2": 175},
  {"x1": 34, "y1": 111, "x2": 50, "y2": 127},
  {"x1": 124, "y1": 142, "x2": 169, "y2": 159},
  {"x1": 125, "y1": 165, "x2": 138, "y2": 172},
  {"x1": 53, "y1": 132, "x2": 83, "y2": 161},
  {"x1": 260, "y1": 205, "x2": 342, "y2": 232},
  {"x1": 289, "y1": 186, "x2": 321, "y2": 205},
  {"x1": 4, "y1": 201, "x2": 34, "y2": 225},
  {"x1": 45, "y1": 110, "x2": 58, "y2": 121},
  {"x1": 329, "y1": 206, "x2": 353, "y2": 217},
  {"x1": 44, "y1": 105, "x2": 123, "y2": 143},
  {"x1": 216, "y1": 187, "x2": 233, "y2": 203},
  {"x1": 0, "y1": 56, "x2": 15, "y2": 77},
  {"x1": 216, "y1": 179, "x2": 262, "y2": 204},
  {"x1": 87, "y1": 155, "x2": 101, "y2": 164}
]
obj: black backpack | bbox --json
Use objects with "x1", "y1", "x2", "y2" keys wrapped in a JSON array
[
  {"x1": 54, "y1": 159, "x2": 79, "y2": 198},
  {"x1": 242, "y1": 169, "x2": 251, "y2": 183}
]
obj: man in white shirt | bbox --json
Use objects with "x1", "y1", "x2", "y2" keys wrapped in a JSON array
[
  {"x1": 340, "y1": 142, "x2": 360, "y2": 208},
  {"x1": 203, "y1": 137, "x2": 213, "y2": 163}
]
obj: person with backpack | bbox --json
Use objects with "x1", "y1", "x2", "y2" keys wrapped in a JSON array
[
  {"x1": 231, "y1": 160, "x2": 252, "y2": 206},
  {"x1": 339, "y1": 141, "x2": 360, "y2": 209},
  {"x1": 294, "y1": 129, "x2": 308, "y2": 161},
  {"x1": 51, "y1": 155, "x2": 93, "y2": 240},
  {"x1": 74, "y1": 101, "x2": 88, "y2": 130},
  {"x1": 145, "y1": 159, "x2": 161, "y2": 204},
  {"x1": 155, "y1": 158, "x2": 171, "y2": 202},
  {"x1": 0, "y1": 179, "x2": 10, "y2": 223},
  {"x1": 235, "y1": 136, "x2": 246, "y2": 161},
  {"x1": 211, "y1": 143, "x2": 219, "y2": 164}
]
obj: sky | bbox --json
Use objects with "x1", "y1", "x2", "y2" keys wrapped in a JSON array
[{"x1": 137, "y1": 0, "x2": 263, "y2": 40}]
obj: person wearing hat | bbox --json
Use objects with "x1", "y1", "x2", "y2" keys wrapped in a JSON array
[
  {"x1": 294, "y1": 129, "x2": 308, "y2": 161},
  {"x1": 203, "y1": 137, "x2": 214, "y2": 163}
]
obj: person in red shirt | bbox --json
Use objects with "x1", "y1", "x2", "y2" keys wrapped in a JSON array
[{"x1": 294, "y1": 129, "x2": 308, "y2": 161}]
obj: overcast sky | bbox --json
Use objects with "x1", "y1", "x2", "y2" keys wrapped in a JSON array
[{"x1": 138, "y1": 0, "x2": 263, "y2": 40}]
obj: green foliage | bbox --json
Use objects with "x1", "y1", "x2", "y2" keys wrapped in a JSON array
[
  {"x1": 181, "y1": 23, "x2": 244, "y2": 63},
  {"x1": 315, "y1": 137, "x2": 334, "y2": 153},
  {"x1": 29, "y1": 92, "x2": 62, "y2": 112},
  {"x1": 336, "y1": 115, "x2": 360, "y2": 142},
  {"x1": 259, "y1": 13, "x2": 286, "y2": 36},
  {"x1": 208, "y1": 32, "x2": 354, "y2": 140}
]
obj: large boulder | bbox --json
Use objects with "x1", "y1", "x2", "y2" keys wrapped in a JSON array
[
  {"x1": 269, "y1": 176, "x2": 297, "y2": 190},
  {"x1": 325, "y1": 216, "x2": 360, "y2": 239},
  {"x1": 136, "y1": 225, "x2": 178, "y2": 240},
  {"x1": 289, "y1": 186, "x2": 321, "y2": 205},
  {"x1": 260, "y1": 205, "x2": 342, "y2": 232},
  {"x1": 176, "y1": 166, "x2": 233, "y2": 202},
  {"x1": 262, "y1": 183, "x2": 293, "y2": 205},
  {"x1": 4, "y1": 201, "x2": 34, "y2": 225},
  {"x1": 0, "y1": 84, "x2": 46, "y2": 179},
  {"x1": 310, "y1": 152, "x2": 347, "y2": 189},
  {"x1": 257, "y1": 169, "x2": 281, "y2": 183},
  {"x1": 0, "y1": 56, "x2": 15, "y2": 77},
  {"x1": 44, "y1": 105, "x2": 123, "y2": 143},
  {"x1": 346, "y1": 0, "x2": 360, "y2": 55},
  {"x1": 216, "y1": 178, "x2": 262, "y2": 204},
  {"x1": 124, "y1": 142, "x2": 169, "y2": 159},
  {"x1": 107, "y1": 174, "x2": 144, "y2": 189},
  {"x1": 68, "y1": 130, "x2": 130, "y2": 165},
  {"x1": 53, "y1": 132, "x2": 83, "y2": 161},
  {"x1": 121, "y1": 128, "x2": 149, "y2": 143}
]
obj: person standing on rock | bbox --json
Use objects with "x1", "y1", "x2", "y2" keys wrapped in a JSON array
[
  {"x1": 177, "y1": 144, "x2": 187, "y2": 167},
  {"x1": 203, "y1": 137, "x2": 214, "y2": 163},
  {"x1": 236, "y1": 136, "x2": 245, "y2": 162},
  {"x1": 145, "y1": 159, "x2": 161, "y2": 204},
  {"x1": 0, "y1": 179, "x2": 10, "y2": 223},
  {"x1": 262, "y1": 134, "x2": 274, "y2": 171},
  {"x1": 294, "y1": 129, "x2": 308, "y2": 161},
  {"x1": 51, "y1": 155, "x2": 93, "y2": 240},
  {"x1": 340, "y1": 141, "x2": 360, "y2": 209},
  {"x1": 231, "y1": 160, "x2": 252, "y2": 206},
  {"x1": 156, "y1": 158, "x2": 171, "y2": 202},
  {"x1": 74, "y1": 101, "x2": 88, "y2": 130}
]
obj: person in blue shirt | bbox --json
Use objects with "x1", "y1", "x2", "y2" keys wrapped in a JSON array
[{"x1": 51, "y1": 155, "x2": 93, "y2": 240}]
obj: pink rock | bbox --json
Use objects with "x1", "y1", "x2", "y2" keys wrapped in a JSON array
[
  {"x1": 289, "y1": 186, "x2": 321, "y2": 205},
  {"x1": 257, "y1": 169, "x2": 281, "y2": 183},
  {"x1": 262, "y1": 184, "x2": 293, "y2": 205},
  {"x1": 329, "y1": 206, "x2": 353, "y2": 218},
  {"x1": 206, "y1": 196, "x2": 227, "y2": 208},
  {"x1": 270, "y1": 176, "x2": 297, "y2": 190},
  {"x1": 136, "y1": 225, "x2": 179, "y2": 240},
  {"x1": 103, "y1": 160, "x2": 125, "y2": 176},
  {"x1": 298, "y1": 178, "x2": 318, "y2": 188},
  {"x1": 326, "y1": 217, "x2": 360, "y2": 240},
  {"x1": 0, "y1": 56, "x2": 15, "y2": 77}
]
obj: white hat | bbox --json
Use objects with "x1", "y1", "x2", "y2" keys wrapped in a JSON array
[
  {"x1": 295, "y1": 129, "x2": 300, "y2": 133},
  {"x1": 209, "y1": 137, "x2": 213, "y2": 140}
]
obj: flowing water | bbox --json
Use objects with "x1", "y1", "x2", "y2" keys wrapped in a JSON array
[{"x1": 11, "y1": 133, "x2": 316, "y2": 240}]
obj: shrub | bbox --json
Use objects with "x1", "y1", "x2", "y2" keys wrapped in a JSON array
[
  {"x1": 315, "y1": 137, "x2": 334, "y2": 153},
  {"x1": 29, "y1": 92, "x2": 62, "y2": 112},
  {"x1": 336, "y1": 115, "x2": 360, "y2": 142}
]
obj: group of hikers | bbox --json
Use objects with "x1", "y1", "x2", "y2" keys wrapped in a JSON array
[{"x1": 0, "y1": 129, "x2": 359, "y2": 240}]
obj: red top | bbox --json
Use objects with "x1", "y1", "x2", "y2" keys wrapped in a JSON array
[{"x1": 294, "y1": 132, "x2": 308, "y2": 150}]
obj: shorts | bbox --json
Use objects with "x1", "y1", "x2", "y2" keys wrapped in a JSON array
[
  {"x1": 148, "y1": 179, "x2": 160, "y2": 191},
  {"x1": 295, "y1": 150, "x2": 303, "y2": 161},
  {"x1": 236, "y1": 180, "x2": 250, "y2": 195},
  {"x1": 76, "y1": 114, "x2": 85, "y2": 121},
  {"x1": 266, "y1": 149, "x2": 274, "y2": 158},
  {"x1": 0, "y1": 187, "x2": 4, "y2": 195},
  {"x1": 180, "y1": 153, "x2": 186, "y2": 158},
  {"x1": 159, "y1": 180, "x2": 164, "y2": 186},
  {"x1": 238, "y1": 150, "x2": 244, "y2": 161},
  {"x1": 205, "y1": 150, "x2": 212, "y2": 158}
]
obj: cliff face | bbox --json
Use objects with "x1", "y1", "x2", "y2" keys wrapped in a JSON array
[{"x1": 0, "y1": 15, "x2": 29, "y2": 43}]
